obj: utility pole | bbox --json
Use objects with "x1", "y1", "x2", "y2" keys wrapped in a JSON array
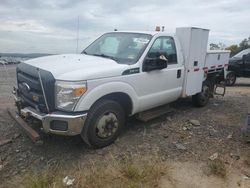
[{"x1": 76, "y1": 15, "x2": 79, "y2": 53}]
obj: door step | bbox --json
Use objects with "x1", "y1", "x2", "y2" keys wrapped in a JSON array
[{"x1": 136, "y1": 104, "x2": 174, "y2": 122}]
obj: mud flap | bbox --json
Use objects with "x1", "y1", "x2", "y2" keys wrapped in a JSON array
[
  {"x1": 7, "y1": 108, "x2": 43, "y2": 145},
  {"x1": 214, "y1": 81, "x2": 226, "y2": 96}
]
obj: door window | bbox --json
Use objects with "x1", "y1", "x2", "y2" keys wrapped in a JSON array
[{"x1": 147, "y1": 37, "x2": 177, "y2": 64}]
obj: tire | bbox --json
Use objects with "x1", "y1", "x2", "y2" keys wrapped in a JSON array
[
  {"x1": 81, "y1": 99, "x2": 126, "y2": 148},
  {"x1": 192, "y1": 81, "x2": 211, "y2": 107},
  {"x1": 226, "y1": 71, "x2": 236, "y2": 86}
]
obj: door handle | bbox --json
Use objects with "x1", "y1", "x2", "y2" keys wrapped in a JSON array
[{"x1": 177, "y1": 69, "x2": 181, "y2": 78}]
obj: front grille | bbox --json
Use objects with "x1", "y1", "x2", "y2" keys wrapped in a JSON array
[{"x1": 16, "y1": 63, "x2": 55, "y2": 113}]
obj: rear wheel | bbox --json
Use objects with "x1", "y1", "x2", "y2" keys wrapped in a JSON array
[
  {"x1": 81, "y1": 99, "x2": 125, "y2": 148},
  {"x1": 226, "y1": 71, "x2": 236, "y2": 86},
  {"x1": 192, "y1": 81, "x2": 211, "y2": 107}
]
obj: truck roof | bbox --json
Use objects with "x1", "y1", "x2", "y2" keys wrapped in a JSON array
[
  {"x1": 110, "y1": 27, "x2": 209, "y2": 36},
  {"x1": 108, "y1": 30, "x2": 174, "y2": 36},
  {"x1": 207, "y1": 50, "x2": 231, "y2": 54}
]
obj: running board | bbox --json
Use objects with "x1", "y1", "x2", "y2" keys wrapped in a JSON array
[
  {"x1": 7, "y1": 108, "x2": 43, "y2": 145},
  {"x1": 136, "y1": 104, "x2": 174, "y2": 122}
]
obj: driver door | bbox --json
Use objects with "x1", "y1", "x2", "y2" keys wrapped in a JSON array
[{"x1": 132, "y1": 36, "x2": 184, "y2": 111}]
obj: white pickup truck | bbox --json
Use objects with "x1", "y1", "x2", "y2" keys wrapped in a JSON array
[{"x1": 13, "y1": 27, "x2": 230, "y2": 147}]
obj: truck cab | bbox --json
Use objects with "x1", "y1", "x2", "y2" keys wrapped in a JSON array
[
  {"x1": 227, "y1": 48, "x2": 250, "y2": 86},
  {"x1": 13, "y1": 27, "x2": 230, "y2": 148}
]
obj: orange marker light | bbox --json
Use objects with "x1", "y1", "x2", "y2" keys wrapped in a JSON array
[
  {"x1": 74, "y1": 87, "x2": 86, "y2": 97},
  {"x1": 155, "y1": 26, "x2": 161, "y2": 32}
]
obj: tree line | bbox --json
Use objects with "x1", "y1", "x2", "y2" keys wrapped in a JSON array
[{"x1": 209, "y1": 36, "x2": 250, "y2": 57}]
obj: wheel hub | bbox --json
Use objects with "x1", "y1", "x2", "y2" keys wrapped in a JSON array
[
  {"x1": 96, "y1": 112, "x2": 118, "y2": 139},
  {"x1": 227, "y1": 73, "x2": 235, "y2": 85}
]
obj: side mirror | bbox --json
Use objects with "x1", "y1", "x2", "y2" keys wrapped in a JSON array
[{"x1": 143, "y1": 56, "x2": 168, "y2": 72}]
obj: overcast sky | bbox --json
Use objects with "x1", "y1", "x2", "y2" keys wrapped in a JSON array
[{"x1": 0, "y1": 0, "x2": 249, "y2": 54}]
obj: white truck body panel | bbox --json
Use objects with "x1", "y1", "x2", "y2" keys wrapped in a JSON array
[
  {"x1": 176, "y1": 27, "x2": 209, "y2": 97},
  {"x1": 205, "y1": 50, "x2": 230, "y2": 78}
]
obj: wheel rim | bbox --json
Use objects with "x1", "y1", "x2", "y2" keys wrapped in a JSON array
[
  {"x1": 227, "y1": 73, "x2": 235, "y2": 85},
  {"x1": 96, "y1": 112, "x2": 119, "y2": 139},
  {"x1": 200, "y1": 85, "x2": 210, "y2": 104}
]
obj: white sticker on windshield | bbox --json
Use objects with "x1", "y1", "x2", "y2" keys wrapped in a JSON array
[{"x1": 133, "y1": 38, "x2": 150, "y2": 44}]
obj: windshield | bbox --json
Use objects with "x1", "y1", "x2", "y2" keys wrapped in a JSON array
[
  {"x1": 233, "y1": 48, "x2": 250, "y2": 58},
  {"x1": 82, "y1": 32, "x2": 152, "y2": 64}
]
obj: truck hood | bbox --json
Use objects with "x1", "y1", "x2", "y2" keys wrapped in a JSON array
[
  {"x1": 24, "y1": 54, "x2": 129, "y2": 80},
  {"x1": 229, "y1": 56, "x2": 241, "y2": 65}
]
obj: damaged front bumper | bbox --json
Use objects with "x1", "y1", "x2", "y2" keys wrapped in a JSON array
[
  {"x1": 20, "y1": 107, "x2": 87, "y2": 136},
  {"x1": 13, "y1": 94, "x2": 87, "y2": 136}
]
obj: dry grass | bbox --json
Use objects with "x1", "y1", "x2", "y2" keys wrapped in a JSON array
[
  {"x1": 18, "y1": 165, "x2": 64, "y2": 188},
  {"x1": 207, "y1": 159, "x2": 227, "y2": 178},
  {"x1": 13, "y1": 154, "x2": 167, "y2": 188}
]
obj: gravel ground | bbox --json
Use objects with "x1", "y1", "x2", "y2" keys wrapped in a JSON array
[{"x1": 0, "y1": 65, "x2": 250, "y2": 187}]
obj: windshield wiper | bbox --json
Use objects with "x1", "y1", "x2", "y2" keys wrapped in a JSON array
[{"x1": 91, "y1": 53, "x2": 117, "y2": 61}]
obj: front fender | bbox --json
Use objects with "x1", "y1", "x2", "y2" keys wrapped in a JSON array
[
  {"x1": 228, "y1": 63, "x2": 242, "y2": 76},
  {"x1": 74, "y1": 81, "x2": 139, "y2": 114}
]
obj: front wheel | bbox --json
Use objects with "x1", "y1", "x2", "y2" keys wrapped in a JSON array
[
  {"x1": 81, "y1": 99, "x2": 126, "y2": 148},
  {"x1": 226, "y1": 71, "x2": 236, "y2": 86},
  {"x1": 192, "y1": 82, "x2": 211, "y2": 107}
]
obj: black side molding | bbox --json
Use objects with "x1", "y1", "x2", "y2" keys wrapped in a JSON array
[{"x1": 122, "y1": 68, "x2": 140, "y2": 75}]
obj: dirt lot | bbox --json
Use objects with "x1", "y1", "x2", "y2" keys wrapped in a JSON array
[{"x1": 0, "y1": 65, "x2": 250, "y2": 187}]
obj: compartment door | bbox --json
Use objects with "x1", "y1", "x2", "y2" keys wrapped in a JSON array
[{"x1": 184, "y1": 29, "x2": 208, "y2": 96}]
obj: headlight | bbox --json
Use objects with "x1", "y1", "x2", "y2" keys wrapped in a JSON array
[{"x1": 55, "y1": 80, "x2": 87, "y2": 111}]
